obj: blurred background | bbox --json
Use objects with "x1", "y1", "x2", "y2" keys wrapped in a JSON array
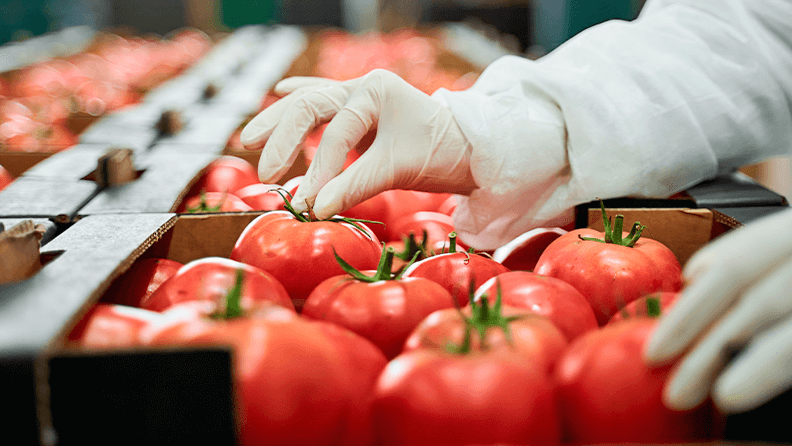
[{"x1": 0, "y1": 0, "x2": 788, "y2": 197}]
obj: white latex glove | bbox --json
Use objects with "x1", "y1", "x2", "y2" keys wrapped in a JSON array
[
  {"x1": 239, "y1": 69, "x2": 476, "y2": 218},
  {"x1": 644, "y1": 206, "x2": 792, "y2": 414}
]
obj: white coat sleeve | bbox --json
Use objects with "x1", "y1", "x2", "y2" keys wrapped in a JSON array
[{"x1": 433, "y1": 0, "x2": 792, "y2": 250}]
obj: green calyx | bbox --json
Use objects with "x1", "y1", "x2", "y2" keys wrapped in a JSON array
[
  {"x1": 579, "y1": 199, "x2": 646, "y2": 247},
  {"x1": 210, "y1": 268, "x2": 246, "y2": 320},
  {"x1": 187, "y1": 191, "x2": 224, "y2": 213},
  {"x1": 446, "y1": 281, "x2": 526, "y2": 355},
  {"x1": 394, "y1": 230, "x2": 430, "y2": 263},
  {"x1": 334, "y1": 246, "x2": 420, "y2": 283},
  {"x1": 273, "y1": 188, "x2": 383, "y2": 240},
  {"x1": 617, "y1": 295, "x2": 662, "y2": 320}
]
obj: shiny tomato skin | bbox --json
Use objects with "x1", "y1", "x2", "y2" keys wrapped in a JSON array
[
  {"x1": 388, "y1": 211, "x2": 460, "y2": 251},
  {"x1": 143, "y1": 257, "x2": 294, "y2": 312},
  {"x1": 179, "y1": 191, "x2": 252, "y2": 213},
  {"x1": 151, "y1": 316, "x2": 362, "y2": 446},
  {"x1": 339, "y1": 192, "x2": 392, "y2": 242},
  {"x1": 403, "y1": 305, "x2": 568, "y2": 372},
  {"x1": 229, "y1": 211, "x2": 382, "y2": 311},
  {"x1": 193, "y1": 156, "x2": 259, "y2": 195},
  {"x1": 103, "y1": 257, "x2": 183, "y2": 308},
  {"x1": 492, "y1": 227, "x2": 567, "y2": 272},
  {"x1": 534, "y1": 228, "x2": 683, "y2": 324},
  {"x1": 403, "y1": 252, "x2": 509, "y2": 307},
  {"x1": 475, "y1": 271, "x2": 597, "y2": 342},
  {"x1": 373, "y1": 349, "x2": 560, "y2": 446},
  {"x1": 302, "y1": 275, "x2": 454, "y2": 359},
  {"x1": 67, "y1": 303, "x2": 163, "y2": 348},
  {"x1": 555, "y1": 318, "x2": 711, "y2": 443},
  {"x1": 233, "y1": 183, "x2": 285, "y2": 211},
  {"x1": 608, "y1": 291, "x2": 680, "y2": 325}
]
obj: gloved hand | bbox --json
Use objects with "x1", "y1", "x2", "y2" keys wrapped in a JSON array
[
  {"x1": 644, "y1": 206, "x2": 792, "y2": 414},
  {"x1": 239, "y1": 69, "x2": 477, "y2": 219}
]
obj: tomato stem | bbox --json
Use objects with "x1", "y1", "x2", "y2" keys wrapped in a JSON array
[
  {"x1": 579, "y1": 200, "x2": 646, "y2": 247},
  {"x1": 646, "y1": 296, "x2": 661, "y2": 318},
  {"x1": 333, "y1": 246, "x2": 405, "y2": 283},
  {"x1": 210, "y1": 268, "x2": 245, "y2": 320},
  {"x1": 394, "y1": 230, "x2": 430, "y2": 263},
  {"x1": 272, "y1": 188, "x2": 383, "y2": 239},
  {"x1": 187, "y1": 190, "x2": 224, "y2": 213}
]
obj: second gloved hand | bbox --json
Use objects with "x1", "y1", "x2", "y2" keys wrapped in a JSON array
[
  {"x1": 239, "y1": 69, "x2": 477, "y2": 219},
  {"x1": 644, "y1": 206, "x2": 792, "y2": 414}
]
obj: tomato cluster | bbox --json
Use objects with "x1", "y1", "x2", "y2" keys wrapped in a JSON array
[{"x1": 65, "y1": 197, "x2": 719, "y2": 445}]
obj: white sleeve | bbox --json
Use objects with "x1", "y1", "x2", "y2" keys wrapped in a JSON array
[{"x1": 433, "y1": 0, "x2": 792, "y2": 250}]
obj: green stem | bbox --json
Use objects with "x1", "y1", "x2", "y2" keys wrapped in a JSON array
[
  {"x1": 579, "y1": 199, "x2": 646, "y2": 247},
  {"x1": 211, "y1": 269, "x2": 246, "y2": 320},
  {"x1": 187, "y1": 191, "x2": 223, "y2": 213},
  {"x1": 646, "y1": 296, "x2": 661, "y2": 318},
  {"x1": 333, "y1": 246, "x2": 409, "y2": 283}
]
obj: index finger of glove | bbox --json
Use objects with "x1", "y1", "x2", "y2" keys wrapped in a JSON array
[{"x1": 258, "y1": 86, "x2": 352, "y2": 183}]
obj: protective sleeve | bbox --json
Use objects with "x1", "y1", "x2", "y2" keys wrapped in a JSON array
[{"x1": 433, "y1": 0, "x2": 792, "y2": 250}]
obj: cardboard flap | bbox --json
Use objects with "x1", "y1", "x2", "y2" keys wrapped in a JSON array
[
  {"x1": 79, "y1": 152, "x2": 219, "y2": 215},
  {"x1": 22, "y1": 144, "x2": 117, "y2": 181},
  {"x1": 156, "y1": 113, "x2": 247, "y2": 146},
  {"x1": 588, "y1": 208, "x2": 713, "y2": 266},
  {"x1": 0, "y1": 220, "x2": 46, "y2": 284},
  {"x1": 79, "y1": 122, "x2": 159, "y2": 152},
  {"x1": 0, "y1": 177, "x2": 99, "y2": 222},
  {"x1": 0, "y1": 213, "x2": 175, "y2": 355}
]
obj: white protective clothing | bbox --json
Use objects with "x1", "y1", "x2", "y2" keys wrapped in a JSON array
[
  {"x1": 644, "y1": 207, "x2": 792, "y2": 414},
  {"x1": 240, "y1": 71, "x2": 477, "y2": 217},
  {"x1": 242, "y1": 0, "x2": 792, "y2": 251}
]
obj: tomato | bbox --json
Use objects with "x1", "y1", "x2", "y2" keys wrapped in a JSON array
[
  {"x1": 608, "y1": 291, "x2": 680, "y2": 325},
  {"x1": 179, "y1": 191, "x2": 252, "y2": 213},
  {"x1": 302, "y1": 247, "x2": 455, "y2": 359},
  {"x1": 373, "y1": 349, "x2": 560, "y2": 445},
  {"x1": 474, "y1": 271, "x2": 597, "y2": 342},
  {"x1": 0, "y1": 164, "x2": 13, "y2": 191},
  {"x1": 403, "y1": 296, "x2": 568, "y2": 372},
  {"x1": 339, "y1": 191, "x2": 392, "y2": 242},
  {"x1": 436, "y1": 195, "x2": 457, "y2": 216},
  {"x1": 143, "y1": 257, "x2": 293, "y2": 312},
  {"x1": 555, "y1": 318, "x2": 712, "y2": 443},
  {"x1": 151, "y1": 314, "x2": 366, "y2": 446},
  {"x1": 67, "y1": 303, "x2": 163, "y2": 349},
  {"x1": 403, "y1": 235, "x2": 509, "y2": 307},
  {"x1": 388, "y1": 211, "x2": 460, "y2": 251},
  {"x1": 233, "y1": 183, "x2": 285, "y2": 211},
  {"x1": 229, "y1": 210, "x2": 382, "y2": 311},
  {"x1": 534, "y1": 203, "x2": 682, "y2": 324},
  {"x1": 102, "y1": 257, "x2": 183, "y2": 308},
  {"x1": 492, "y1": 227, "x2": 567, "y2": 272},
  {"x1": 191, "y1": 156, "x2": 259, "y2": 195}
]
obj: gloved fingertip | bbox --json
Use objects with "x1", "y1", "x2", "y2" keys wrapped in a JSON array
[
  {"x1": 313, "y1": 191, "x2": 343, "y2": 220},
  {"x1": 239, "y1": 123, "x2": 263, "y2": 146},
  {"x1": 663, "y1": 374, "x2": 706, "y2": 412}
]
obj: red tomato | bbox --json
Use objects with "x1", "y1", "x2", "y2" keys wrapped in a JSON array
[
  {"x1": 67, "y1": 303, "x2": 163, "y2": 349},
  {"x1": 0, "y1": 164, "x2": 13, "y2": 191},
  {"x1": 555, "y1": 318, "x2": 712, "y2": 443},
  {"x1": 474, "y1": 272, "x2": 597, "y2": 342},
  {"x1": 191, "y1": 156, "x2": 259, "y2": 195},
  {"x1": 403, "y1": 248, "x2": 509, "y2": 307},
  {"x1": 179, "y1": 191, "x2": 252, "y2": 213},
  {"x1": 229, "y1": 210, "x2": 382, "y2": 311},
  {"x1": 373, "y1": 349, "x2": 560, "y2": 445},
  {"x1": 403, "y1": 301, "x2": 568, "y2": 373},
  {"x1": 151, "y1": 315, "x2": 367, "y2": 446},
  {"x1": 534, "y1": 207, "x2": 682, "y2": 324},
  {"x1": 388, "y1": 211, "x2": 460, "y2": 251},
  {"x1": 436, "y1": 195, "x2": 457, "y2": 216},
  {"x1": 143, "y1": 257, "x2": 293, "y2": 312},
  {"x1": 302, "y1": 248, "x2": 455, "y2": 359},
  {"x1": 608, "y1": 291, "x2": 680, "y2": 325},
  {"x1": 339, "y1": 192, "x2": 392, "y2": 242},
  {"x1": 102, "y1": 257, "x2": 183, "y2": 308},
  {"x1": 492, "y1": 227, "x2": 567, "y2": 272},
  {"x1": 233, "y1": 183, "x2": 284, "y2": 211}
]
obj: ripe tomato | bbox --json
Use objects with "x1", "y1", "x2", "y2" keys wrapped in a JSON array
[
  {"x1": 388, "y1": 211, "x2": 460, "y2": 250},
  {"x1": 191, "y1": 156, "x2": 259, "y2": 195},
  {"x1": 608, "y1": 291, "x2": 680, "y2": 325},
  {"x1": 67, "y1": 303, "x2": 163, "y2": 349},
  {"x1": 230, "y1": 210, "x2": 382, "y2": 311},
  {"x1": 373, "y1": 349, "x2": 560, "y2": 445},
  {"x1": 233, "y1": 183, "x2": 286, "y2": 211},
  {"x1": 339, "y1": 191, "x2": 392, "y2": 242},
  {"x1": 179, "y1": 191, "x2": 252, "y2": 213},
  {"x1": 302, "y1": 247, "x2": 455, "y2": 359},
  {"x1": 403, "y1": 236, "x2": 509, "y2": 307},
  {"x1": 102, "y1": 257, "x2": 183, "y2": 308},
  {"x1": 474, "y1": 272, "x2": 597, "y2": 342},
  {"x1": 151, "y1": 314, "x2": 367, "y2": 446},
  {"x1": 403, "y1": 296, "x2": 568, "y2": 373},
  {"x1": 143, "y1": 257, "x2": 293, "y2": 312},
  {"x1": 534, "y1": 204, "x2": 682, "y2": 324},
  {"x1": 492, "y1": 227, "x2": 567, "y2": 272},
  {"x1": 555, "y1": 318, "x2": 712, "y2": 443}
]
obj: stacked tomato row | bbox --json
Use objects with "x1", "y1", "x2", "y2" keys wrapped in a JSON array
[
  {"x1": 68, "y1": 183, "x2": 716, "y2": 445},
  {"x1": 0, "y1": 28, "x2": 211, "y2": 154}
]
